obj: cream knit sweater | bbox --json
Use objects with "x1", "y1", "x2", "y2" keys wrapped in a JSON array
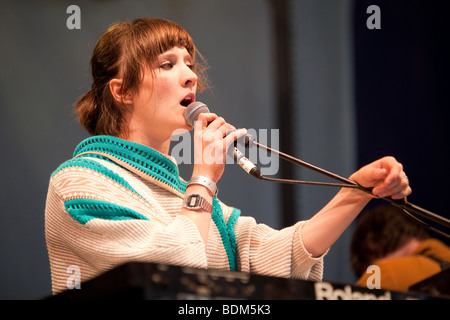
[{"x1": 45, "y1": 136, "x2": 324, "y2": 294}]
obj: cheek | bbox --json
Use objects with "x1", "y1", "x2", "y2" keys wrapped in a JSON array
[
  {"x1": 153, "y1": 77, "x2": 174, "y2": 97},
  {"x1": 138, "y1": 71, "x2": 177, "y2": 109}
]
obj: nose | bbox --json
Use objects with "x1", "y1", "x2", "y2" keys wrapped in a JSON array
[{"x1": 182, "y1": 65, "x2": 197, "y2": 88}]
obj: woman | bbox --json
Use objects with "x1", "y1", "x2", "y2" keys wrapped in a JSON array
[{"x1": 45, "y1": 18, "x2": 411, "y2": 294}]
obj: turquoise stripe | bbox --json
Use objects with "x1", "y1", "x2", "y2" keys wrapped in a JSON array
[
  {"x1": 211, "y1": 198, "x2": 240, "y2": 271},
  {"x1": 227, "y1": 207, "x2": 241, "y2": 263},
  {"x1": 65, "y1": 198, "x2": 149, "y2": 225}
]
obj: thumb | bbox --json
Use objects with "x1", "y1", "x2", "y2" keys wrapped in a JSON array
[
  {"x1": 371, "y1": 167, "x2": 388, "y2": 181},
  {"x1": 353, "y1": 165, "x2": 387, "y2": 188}
]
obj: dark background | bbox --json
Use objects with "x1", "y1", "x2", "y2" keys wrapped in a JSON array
[{"x1": 354, "y1": 0, "x2": 450, "y2": 243}]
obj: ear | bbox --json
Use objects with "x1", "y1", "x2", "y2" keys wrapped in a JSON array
[{"x1": 109, "y1": 79, "x2": 133, "y2": 105}]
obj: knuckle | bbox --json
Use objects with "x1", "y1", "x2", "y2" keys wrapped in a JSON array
[{"x1": 384, "y1": 156, "x2": 397, "y2": 164}]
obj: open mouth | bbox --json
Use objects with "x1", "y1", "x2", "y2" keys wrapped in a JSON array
[{"x1": 180, "y1": 94, "x2": 194, "y2": 107}]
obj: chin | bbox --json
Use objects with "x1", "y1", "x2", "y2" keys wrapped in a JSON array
[{"x1": 170, "y1": 119, "x2": 192, "y2": 134}]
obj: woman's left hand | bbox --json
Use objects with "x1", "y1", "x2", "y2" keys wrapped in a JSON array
[
  {"x1": 302, "y1": 156, "x2": 412, "y2": 257},
  {"x1": 350, "y1": 156, "x2": 412, "y2": 200}
]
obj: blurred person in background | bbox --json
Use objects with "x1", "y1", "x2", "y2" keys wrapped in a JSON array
[{"x1": 351, "y1": 204, "x2": 450, "y2": 292}]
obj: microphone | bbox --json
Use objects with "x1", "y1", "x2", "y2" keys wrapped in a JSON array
[
  {"x1": 233, "y1": 147, "x2": 262, "y2": 179},
  {"x1": 184, "y1": 101, "x2": 261, "y2": 179},
  {"x1": 184, "y1": 101, "x2": 209, "y2": 127}
]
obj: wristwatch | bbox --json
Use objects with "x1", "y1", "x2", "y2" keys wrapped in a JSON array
[{"x1": 183, "y1": 194, "x2": 213, "y2": 213}]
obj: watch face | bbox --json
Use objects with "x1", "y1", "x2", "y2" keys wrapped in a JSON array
[
  {"x1": 184, "y1": 194, "x2": 212, "y2": 213},
  {"x1": 188, "y1": 195, "x2": 200, "y2": 207}
]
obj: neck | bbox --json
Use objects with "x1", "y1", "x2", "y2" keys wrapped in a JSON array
[
  {"x1": 120, "y1": 130, "x2": 171, "y2": 155},
  {"x1": 383, "y1": 238, "x2": 423, "y2": 259}
]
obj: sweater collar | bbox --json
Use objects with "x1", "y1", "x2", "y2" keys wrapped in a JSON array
[{"x1": 74, "y1": 135, "x2": 187, "y2": 194}]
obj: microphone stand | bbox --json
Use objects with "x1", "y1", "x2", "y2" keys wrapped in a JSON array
[{"x1": 241, "y1": 135, "x2": 450, "y2": 238}]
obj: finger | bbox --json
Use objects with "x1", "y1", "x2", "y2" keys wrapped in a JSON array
[
  {"x1": 224, "y1": 128, "x2": 247, "y2": 148},
  {"x1": 202, "y1": 123, "x2": 235, "y2": 144},
  {"x1": 219, "y1": 123, "x2": 237, "y2": 138},
  {"x1": 205, "y1": 116, "x2": 226, "y2": 130},
  {"x1": 370, "y1": 167, "x2": 388, "y2": 181},
  {"x1": 364, "y1": 167, "x2": 388, "y2": 195},
  {"x1": 196, "y1": 113, "x2": 218, "y2": 129},
  {"x1": 374, "y1": 170, "x2": 410, "y2": 198},
  {"x1": 383, "y1": 159, "x2": 403, "y2": 185},
  {"x1": 371, "y1": 158, "x2": 402, "y2": 194},
  {"x1": 391, "y1": 186, "x2": 412, "y2": 200},
  {"x1": 378, "y1": 181, "x2": 409, "y2": 198}
]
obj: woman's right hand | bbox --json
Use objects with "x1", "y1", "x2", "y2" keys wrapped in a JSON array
[{"x1": 192, "y1": 112, "x2": 247, "y2": 183}]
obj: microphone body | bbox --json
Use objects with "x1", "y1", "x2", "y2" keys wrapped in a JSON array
[{"x1": 233, "y1": 147, "x2": 262, "y2": 179}]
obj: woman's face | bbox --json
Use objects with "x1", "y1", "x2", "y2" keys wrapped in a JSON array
[{"x1": 130, "y1": 46, "x2": 198, "y2": 142}]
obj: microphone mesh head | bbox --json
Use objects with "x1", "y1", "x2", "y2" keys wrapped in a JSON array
[{"x1": 184, "y1": 101, "x2": 210, "y2": 126}]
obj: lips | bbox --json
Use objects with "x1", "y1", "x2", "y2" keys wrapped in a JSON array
[{"x1": 180, "y1": 93, "x2": 195, "y2": 107}]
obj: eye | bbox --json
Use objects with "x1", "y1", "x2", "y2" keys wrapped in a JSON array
[
  {"x1": 185, "y1": 58, "x2": 195, "y2": 69},
  {"x1": 160, "y1": 62, "x2": 173, "y2": 70}
]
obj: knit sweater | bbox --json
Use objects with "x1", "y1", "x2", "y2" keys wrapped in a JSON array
[{"x1": 45, "y1": 135, "x2": 324, "y2": 294}]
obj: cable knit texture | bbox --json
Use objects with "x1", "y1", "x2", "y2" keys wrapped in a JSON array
[{"x1": 45, "y1": 135, "x2": 324, "y2": 294}]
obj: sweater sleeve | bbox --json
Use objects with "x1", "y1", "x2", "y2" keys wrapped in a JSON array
[
  {"x1": 233, "y1": 216, "x2": 325, "y2": 281},
  {"x1": 45, "y1": 165, "x2": 207, "y2": 294}
]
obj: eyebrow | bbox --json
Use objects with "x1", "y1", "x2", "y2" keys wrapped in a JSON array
[{"x1": 159, "y1": 50, "x2": 193, "y2": 62}]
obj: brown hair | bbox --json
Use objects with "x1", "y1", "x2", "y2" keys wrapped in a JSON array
[
  {"x1": 76, "y1": 18, "x2": 208, "y2": 136},
  {"x1": 350, "y1": 205, "x2": 430, "y2": 277}
]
